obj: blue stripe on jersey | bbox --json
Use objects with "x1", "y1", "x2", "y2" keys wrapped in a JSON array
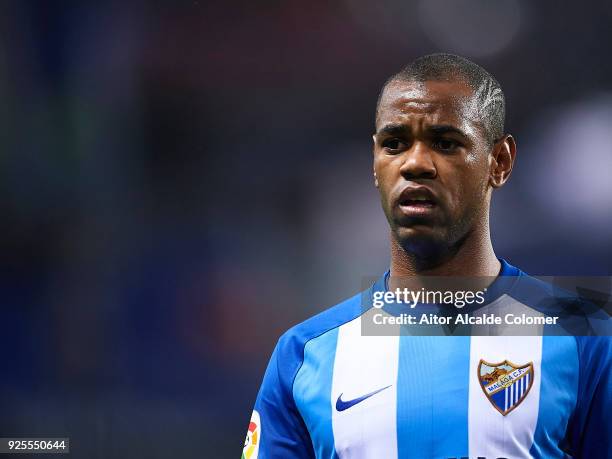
[
  {"x1": 529, "y1": 336, "x2": 579, "y2": 458},
  {"x1": 294, "y1": 328, "x2": 340, "y2": 459},
  {"x1": 396, "y1": 336, "x2": 471, "y2": 458},
  {"x1": 571, "y1": 337, "x2": 612, "y2": 456}
]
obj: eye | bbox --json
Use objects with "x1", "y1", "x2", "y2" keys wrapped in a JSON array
[
  {"x1": 382, "y1": 138, "x2": 407, "y2": 153},
  {"x1": 432, "y1": 138, "x2": 460, "y2": 152}
]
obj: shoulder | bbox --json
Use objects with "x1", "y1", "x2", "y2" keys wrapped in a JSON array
[
  {"x1": 258, "y1": 290, "x2": 370, "y2": 398},
  {"x1": 503, "y1": 263, "x2": 611, "y2": 335},
  {"x1": 575, "y1": 336, "x2": 612, "y2": 366},
  {"x1": 275, "y1": 290, "x2": 367, "y2": 366}
]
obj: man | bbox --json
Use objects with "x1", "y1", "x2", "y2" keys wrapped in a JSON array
[{"x1": 242, "y1": 54, "x2": 610, "y2": 458}]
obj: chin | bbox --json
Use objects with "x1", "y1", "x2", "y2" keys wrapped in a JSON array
[{"x1": 394, "y1": 225, "x2": 449, "y2": 259}]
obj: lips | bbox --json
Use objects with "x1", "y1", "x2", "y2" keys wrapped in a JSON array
[{"x1": 396, "y1": 186, "x2": 438, "y2": 217}]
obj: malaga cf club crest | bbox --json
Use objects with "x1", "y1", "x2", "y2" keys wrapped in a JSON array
[
  {"x1": 242, "y1": 410, "x2": 260, "y2": 459},
  {"x1": 478, "y1": 359, "x2": 534, "y2": 416}
]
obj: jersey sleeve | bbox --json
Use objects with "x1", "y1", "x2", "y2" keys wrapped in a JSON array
[
  {"x1": 570, "y1": 336, "x2": 612, "y2": 458},
  {"x1": 242, "y1": 335, "x2": 314, "y2": 459}
]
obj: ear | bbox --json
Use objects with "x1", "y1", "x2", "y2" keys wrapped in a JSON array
[{"x1": 489, "y1": 134, "x2": 516, "y2": 188}]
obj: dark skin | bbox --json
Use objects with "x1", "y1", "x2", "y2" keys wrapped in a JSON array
[{"x1": 373, "y1": 79, "x2": 516, "y2": 279}]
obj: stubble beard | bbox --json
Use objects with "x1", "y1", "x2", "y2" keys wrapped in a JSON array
[{"x1": 390, "y1": 204, "x2": 482, "y2": 271}]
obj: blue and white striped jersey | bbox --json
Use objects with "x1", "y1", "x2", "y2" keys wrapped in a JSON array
[{"x1": 244, "y1": 260, "x2": 611, "y2": 458}]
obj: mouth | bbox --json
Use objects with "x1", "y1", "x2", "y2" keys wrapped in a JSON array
[
  {"x1": 396, "y1": 187, "x2": 438, "y2": 218},
  {"x1": 399, "y1": 199, "x2": 436, "y2": 216}
]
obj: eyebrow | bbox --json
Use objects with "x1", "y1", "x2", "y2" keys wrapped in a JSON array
[
  {"x1": 376, "y1": 123, "x2": 469, "y2": 139},
  {"x1": 428, "y1": 125, "x2": 469, "y2": 139},
  {"x1": 376, "y1": 123, "x2": 411, "y2": 137}
]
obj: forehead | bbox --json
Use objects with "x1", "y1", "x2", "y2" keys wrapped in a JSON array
[{"x1": 376, "y1": 79, "x2": 481, "y2": 133}]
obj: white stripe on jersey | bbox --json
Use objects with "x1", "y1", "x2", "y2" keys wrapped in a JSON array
[
  {"x1": 468, "y1": 336, "x2": 543, "y2": 458},
  {"x1": 331, "y1": 311, "x2": 400, "y2": 459},
  {"x1": 505, "y1": 385, "x2": 508, "y2": 411}
]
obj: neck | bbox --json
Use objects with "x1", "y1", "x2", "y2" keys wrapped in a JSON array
[{"x1": 389, "y1": 225, "x2": 500, "y2": 278}]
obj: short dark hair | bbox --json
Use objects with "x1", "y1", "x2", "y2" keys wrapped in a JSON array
[{"x1": 376, "y1": 53, "x2": 505, "y2": 144}]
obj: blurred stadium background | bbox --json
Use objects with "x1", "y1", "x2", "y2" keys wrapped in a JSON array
[{"x1": 1, "y1": 1, "x2": 611, "y2": 457}]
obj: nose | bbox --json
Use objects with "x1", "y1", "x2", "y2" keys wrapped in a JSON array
[{"x1": 398, "y1": 141, "x2": 437, "y2": 180}]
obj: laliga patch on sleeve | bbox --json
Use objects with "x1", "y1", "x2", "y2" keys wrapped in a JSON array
[{"x1": 242, "y1": 410, "x2": 260, "y2": 459}]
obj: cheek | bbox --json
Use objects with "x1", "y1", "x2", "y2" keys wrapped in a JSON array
[
  {"x1": 378, "y1": 175, "x2": 395, "y2": 210},
  {"x1": 459, "y1": 162, "x2": 491, "y2": 208},
  {"x1": 442, "y1": 159, "x2": 488, "y2": 209},
  {"x1": 375, "y1": 159, "x2": 397, "y2": 192}
]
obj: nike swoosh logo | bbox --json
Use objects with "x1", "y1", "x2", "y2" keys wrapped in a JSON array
[{"x1": 335, "y1": 385, "x2": 392, "y2": 412}]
